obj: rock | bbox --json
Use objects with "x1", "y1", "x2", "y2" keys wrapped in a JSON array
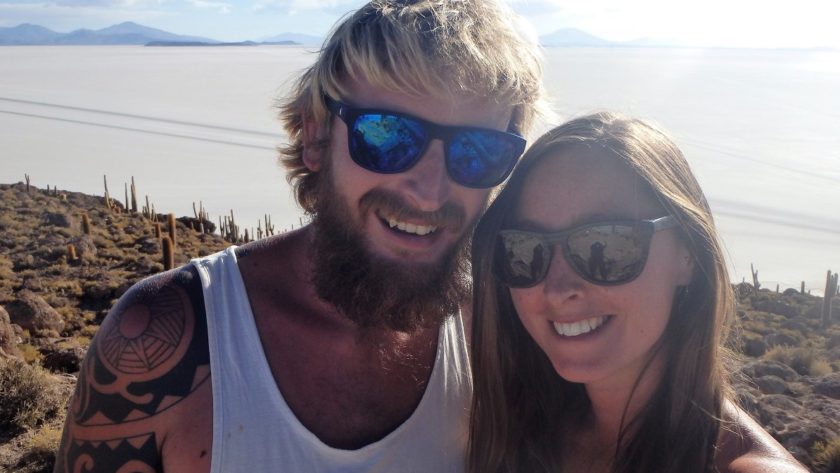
[
  {"x1": 741, "y1": 359, "x2": 799, "y2": 381},
  {"x1": 0, "y1": 305, "x2": 20, "y2": 357},
  {"x1": 734, "y1": 282, "x2": 753, "y2": 298},
  {"x1": 827, "y1": 334, "x2": 840, "y2": 350},
  {"x1": 742, "y1": 337, "x2": 766, "y2": 357},
  {"x1": 754, "y1": 299, "x2": 799, "y2": 318},
  {"x1": 42, "y1": 211, "x2": 73, "y2": 227},
  {"x1": 754, "y1": 375, "x2": 790, "y2": 395},
  {"x1": 5, "y1": 289, "x2": 65, "y2": 333},
  {"x1": 781, "y1": 318, "x2": 809, "y2": 332},
  {"x1": 138, "y1": 236, "x2": 160, "y2": 254},
  {"x1": 764, "y1": 331, "x2": 800, "y2": 347},
  {"x1": 69, "y1": 235, "x2": 98, "y2": 262},
  {"x1": 40, "y1": 339, "x2": 86, "y2": 373},
  {"x1": 814, "y1": 373, "x2": 840, "y2": 399},
  {"x1": 782, "y1": 288, "x2": 800, "y2": 296}
]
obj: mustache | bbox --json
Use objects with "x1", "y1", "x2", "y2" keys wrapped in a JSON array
[{"x1": 359, "y1": 189, "x2": 466, "y2": 231}]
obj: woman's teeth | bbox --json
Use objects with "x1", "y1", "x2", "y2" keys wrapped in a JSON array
[
  {"x1": 553, "y1": 315, "x2": 609, "y2": 337},
  {"x1": 387, "y1": 218, "x2": 436, "y2": 236}
]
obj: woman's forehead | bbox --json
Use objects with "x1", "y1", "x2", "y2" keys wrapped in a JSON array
[{"x1": 514, "y1": 150, "x2": 661, "y2": 227}]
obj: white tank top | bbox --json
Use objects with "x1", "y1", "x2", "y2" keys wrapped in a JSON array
[{"x1": 192, "y1": 247, "x2": 473, "y2": 473}]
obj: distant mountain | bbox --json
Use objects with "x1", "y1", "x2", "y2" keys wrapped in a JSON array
[
  {"x1": 0, "y1": 22, "x2": 218, "y2": 45},
  {"x1": 262, "y1": 32, "x2": 322, "y2": 46},
  {"x1": 539, "y1": 28, "x2": 610, "y2": 47},
  {"x1": 0, "y1": 23, "x2": 61, "y2": 45}
]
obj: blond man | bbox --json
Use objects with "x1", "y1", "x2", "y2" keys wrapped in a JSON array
[{"x1": 55, "y1": 1, "x2": 545, "y2": 471}]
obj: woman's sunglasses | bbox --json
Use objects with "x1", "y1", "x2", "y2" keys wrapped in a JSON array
[
  {"x1": 324, "y1": 95, "x2": 526, "y2": 189},
  {"x1": 495, "y1": 216, "x2": 678, "y2": 288}
]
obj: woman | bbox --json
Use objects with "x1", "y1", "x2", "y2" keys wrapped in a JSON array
[{"x1": 468, "y1": 112, "x2": 807, "y2": 472}]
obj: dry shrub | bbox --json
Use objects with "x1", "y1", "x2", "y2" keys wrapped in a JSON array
[
  {"x1": 813, "y1": 438, "x2": 840, "y2": 473},
  {"x1": 17, "y1": 343, "x2": 43, "y2": 365},
  {"x1": 13, "y1": 424, "x2": 63, "y2": 473},
  {"x1": 0, "y1": 357, "x2": 65, "y2": 433},
  {"x1": 764, "y1": 345, "x2": 831, "y2": 376}
]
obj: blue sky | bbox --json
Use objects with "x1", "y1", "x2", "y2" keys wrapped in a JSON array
[{"x1": 1, "y1": 0, "x2": 839, "y2": 48}]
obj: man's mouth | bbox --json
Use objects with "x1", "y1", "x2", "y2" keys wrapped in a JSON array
[{"x1": 381, "y1": 213, "x2": 438, "y2": 236}]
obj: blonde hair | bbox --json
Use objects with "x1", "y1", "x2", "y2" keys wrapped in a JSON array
[
  {"x1": 468, "y1": 112, "x2": 736, "y2": 472},
  {"x1": 277, "y1": 0, "x2": 546, "y2": 213}
]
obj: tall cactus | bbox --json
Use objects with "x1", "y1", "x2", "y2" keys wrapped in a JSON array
[
  {"x1": 162, "y1": 236, "x2": 174, "y2": 270},
  {"x1": 822, "y1": 270, "x2": 838, "y2": 329},
  {"x1": 167, "y1": 213, "x2": 177, "y2": 248}
]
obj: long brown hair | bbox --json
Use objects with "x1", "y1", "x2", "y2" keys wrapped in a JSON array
[{"x1": 468, "y1": 112, "x2": 736, "y2": 472}]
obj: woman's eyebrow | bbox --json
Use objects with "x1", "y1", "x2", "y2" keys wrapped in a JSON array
[{"x1": 510, "y1": 212, "x2": 627, "y2": 232}]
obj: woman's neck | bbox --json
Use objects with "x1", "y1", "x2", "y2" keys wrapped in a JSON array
[{"x1": 583, "y1": 352, "x2": 666, "y2": 446}]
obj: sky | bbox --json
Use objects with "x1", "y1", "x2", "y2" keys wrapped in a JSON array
[{"x1": 1, "y1": 0, "x2": 840, "y2": 48}]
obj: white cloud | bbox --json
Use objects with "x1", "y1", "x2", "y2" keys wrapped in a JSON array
[
  {"x1": 251, "y1": 0, "x2": 357, "y2": 14},
  {"x1": 188, "y1": 0, "x2": 230, "y2": 14}
]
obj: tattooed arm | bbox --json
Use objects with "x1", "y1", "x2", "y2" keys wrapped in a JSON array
[{"x1": 54, "y1": 266, "x2": 211, "y2": 473}]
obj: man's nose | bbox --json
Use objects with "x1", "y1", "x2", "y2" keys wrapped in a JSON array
[{"x1": 400, "y1": 140, "x2": 451, "y2": 211}]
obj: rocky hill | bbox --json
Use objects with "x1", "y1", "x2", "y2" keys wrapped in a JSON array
[{"x1": 0, "y1": 181, "x2": 838, "y2": 472}]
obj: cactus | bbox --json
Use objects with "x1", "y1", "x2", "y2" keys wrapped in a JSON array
[
  {"x1": 162, "y1": 236, "x2": 174, "y2": 270},
  {"x1": 822, "y1": 270, "x2": 839, "y2": 329},
  {"x1": 82, "y1": 214, "x2": 91, "y2": 235},
  {"x1": 154, "y1": 222, "x2": 162, "y2": 239},
  {"x1": 103, "y1": 175, "x2": 112, "y2": 209},
  {"x1": 67, "y1": 244, "x2": 77, "y2": 261},
  {"x1": 192, "y1": 201, "x2": 209, "y2": 234},
  {"x1": 25, "y1": 174, "x2": 30, "y2": 192},
  {"x1": 167, "y1": 213, "x2": 177, "y2": 248},
  {"x1": 801, "y1": 281, "x2": 805, "y2": 295},
  {"x1": 124, "y1": 183, "x2": 129, "y2": 211},
  {"x1": 265, "y1": 214, "x2": 274, "y2": 236},
  {"x1": 750, "y1": 263, "x2": 760, "y2": 294}
]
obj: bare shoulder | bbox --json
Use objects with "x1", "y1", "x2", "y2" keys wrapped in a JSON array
[
  {"x1": 54, "y1": 265, "x2": 211, "y2": 473},
  {"x1": 716, "y1": 402, "x2": 809, "y2": 473}
]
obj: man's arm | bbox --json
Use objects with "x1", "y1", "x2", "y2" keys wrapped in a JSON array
[{"x1": 54, "y1": 266, "x2": 210, "y2": 473}]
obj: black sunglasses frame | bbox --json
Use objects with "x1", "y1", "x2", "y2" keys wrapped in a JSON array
[
  {"x1": 495, "y1": 215, "x2": 679, "y2": 288},
  {"x1": 323, "y1": 95, "x2": 526, "y2": 188}
]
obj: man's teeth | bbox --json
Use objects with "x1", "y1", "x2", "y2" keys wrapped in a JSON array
[
  {"x1": 387, "y1": 218, "x2": 437, "y2": 236},
  {"x1": 553, "y1": 316, "x2": 609, "y2": 337}
]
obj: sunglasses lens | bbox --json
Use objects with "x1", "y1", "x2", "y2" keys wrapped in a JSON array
[
  {"x1": 349, "y1": 114, "x2": 426, "y2": 172},
  {"x1": 566, "y1": 224, "x2": 647, "y2": 284},
  {"x1": 495, "y1": 231, "x2": 550, "y2": 288},
  {"x1": 448, "y1": 131, "x2": 523, "y2": 188}
]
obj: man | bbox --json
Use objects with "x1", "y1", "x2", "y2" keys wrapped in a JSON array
[{"x1": 55, "y1": 1, "x2": 544, "y2": 471}]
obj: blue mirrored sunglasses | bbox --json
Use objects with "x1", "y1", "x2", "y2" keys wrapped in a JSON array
[{"x1": 324, "y1": 95, "x2": 526, "y2": 188}]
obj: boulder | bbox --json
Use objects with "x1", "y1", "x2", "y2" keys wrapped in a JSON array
[
  {"x1": 814, "y1": 373, "x2": 840, "y2": 400},
  {"x1": 754, "y1": 375, "x2": 790, "y2": 395},
  {"x1": 42, "y1": 211, "x2": 73, "y2": 228},
  {"x1": 742, "y1": 337, "x2": 766, "y2": 357},
  {"x1": 764, "y1": 331, "x2": 800, "y2": 347},
  {"x1": 754, "y1": 299, "x2": 799, "y2": 318},
  {"x1": 5, "y1": 289, "x2": 64, "y2": 333},
  {"x1": 40, "y1": 339, "x2": 86, "y2": 373},
  {"x1": 69, "y1": 235, "x2": 98, "y2": 262},
  {"x1": 0, "y1": 305, "x2": 20, "y2": 357},
  {"x1": 740, "y1": 359, "x2": 799, "y2": 381}
]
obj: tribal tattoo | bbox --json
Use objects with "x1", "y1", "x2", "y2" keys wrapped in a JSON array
[{"x1": 56, "y1": 267, "x2": 210, "y2": 473}]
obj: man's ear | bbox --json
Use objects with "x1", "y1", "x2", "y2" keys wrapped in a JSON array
[{"x1": 302, "y1": 113, "x2": 324, "y2": 172}]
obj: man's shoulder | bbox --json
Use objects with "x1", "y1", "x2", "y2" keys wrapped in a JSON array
[
  {"x1": 79, "y1": 265, "x2": 210, "y2": 424},
  {"x1": 54, "y1": 265, "x2": 211, "y2": 473}
]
